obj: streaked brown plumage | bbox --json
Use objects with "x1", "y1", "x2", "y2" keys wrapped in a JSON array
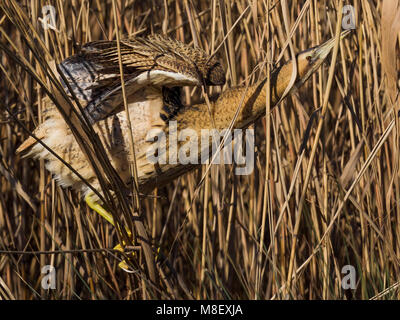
[
  {"x1": 18, "y1": 33, "x2": 225, "y2": 196},
  {"x1": 59, "y1": 34, "x2": 225, "y2": 124},
  {"x1": 17, "y1": 34, "x2": 345, "y2": 198}
]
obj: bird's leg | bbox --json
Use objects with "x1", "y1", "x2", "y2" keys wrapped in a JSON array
[
  {"x1": 85, "y1": 192, "x2": 116, "y2": 225},
  {"x1": 85, "y1": 192, "x2": 135, "y2": 272}
]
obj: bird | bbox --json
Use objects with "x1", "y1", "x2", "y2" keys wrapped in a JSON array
[
  {"x1": 17, "y1": 33, "x2": 226, "y2": 270},
  {"x1": 17, "y1": 32, "x2": 349, "y2": 271},
  {"x1": 17, "y1": 33, "x2": 225, "y2": 199}
]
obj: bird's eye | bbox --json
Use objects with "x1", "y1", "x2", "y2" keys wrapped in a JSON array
[{"x1": 306, "y1": 55, "x2": 312, "y2": 63}]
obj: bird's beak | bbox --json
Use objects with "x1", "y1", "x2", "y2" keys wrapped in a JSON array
[{"x1": 295, "y1": 30, "x2": 352, "y2": 86}]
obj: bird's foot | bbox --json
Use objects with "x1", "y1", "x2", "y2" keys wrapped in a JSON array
[
  {"x1": 85, "y1": 192, "x2": 136, "y2": 272},
  {"x1": 113, "y1": 232, "x2": 136, "y2": 273}
]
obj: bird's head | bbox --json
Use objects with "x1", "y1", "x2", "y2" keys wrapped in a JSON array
[{"x1": 295, "y1": 30, "x2": 351, "y2": 87}]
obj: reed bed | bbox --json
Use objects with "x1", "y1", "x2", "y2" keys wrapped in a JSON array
[{"x1": 0, "y1": 0, "x2": 399, "y2": 300}]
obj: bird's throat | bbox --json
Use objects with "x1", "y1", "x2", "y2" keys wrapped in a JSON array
[{"x1": 176, "y1": 56, "x2": 305, "y2": 133}]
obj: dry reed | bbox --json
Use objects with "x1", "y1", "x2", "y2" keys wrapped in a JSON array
[{"x1": 0, "y1": 0, "x2": 399, "y2": 300}]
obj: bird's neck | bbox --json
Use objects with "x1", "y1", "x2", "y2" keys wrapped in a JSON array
[
  {"x1": 137, "y1": 55, "x2": 312, "y2": 192},
  {"x1": 176, "y1": 58, "x2": 300, "y2": 132}
]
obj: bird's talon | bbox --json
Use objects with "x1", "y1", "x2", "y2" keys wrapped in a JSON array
[{"x1": 118, "y1": 260, "x2": 135, "y2": 273}]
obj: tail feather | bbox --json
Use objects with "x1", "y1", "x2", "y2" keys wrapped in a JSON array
[
  {"x1": 17, "y1": 96, "x2": 56, "y2": 155},
  {"x1": 16, "y1": 132, "x2": 45, "y2": 154}
]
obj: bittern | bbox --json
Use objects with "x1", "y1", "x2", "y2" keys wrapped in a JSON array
[{"x1": 17, "y1": 32, "x2": 348, "y2": 271}]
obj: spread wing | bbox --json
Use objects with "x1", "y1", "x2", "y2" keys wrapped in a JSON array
[{"x1": 58, "y1": 35, "x2": 211, "y2": 124}]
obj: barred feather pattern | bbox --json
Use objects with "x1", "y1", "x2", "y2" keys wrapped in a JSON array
[{"x1": 59, "y1": 34, "x2": 225, "y2": 124}]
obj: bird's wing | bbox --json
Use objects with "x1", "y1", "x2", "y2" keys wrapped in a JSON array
[{"x1": 58, "y1": 35, "x2": 203, "y2": 124}]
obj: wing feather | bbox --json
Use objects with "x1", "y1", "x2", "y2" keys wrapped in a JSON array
[{"x1": 58, "y1": 34, "x2": 224, "y2": 124}]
